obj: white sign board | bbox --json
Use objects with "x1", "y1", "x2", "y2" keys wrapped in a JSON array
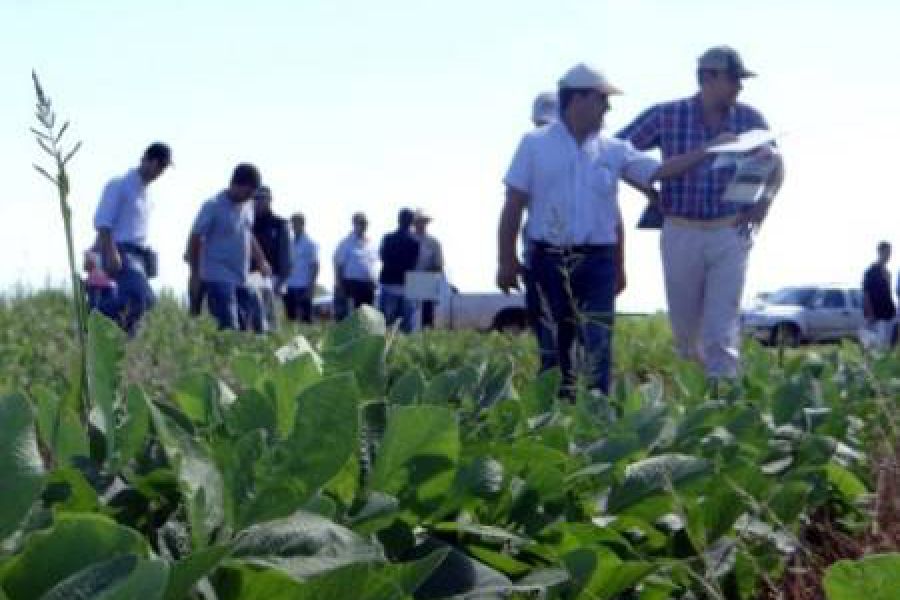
[{"x1": 405, "y1": 272, "x2": 443, "y2": 301}]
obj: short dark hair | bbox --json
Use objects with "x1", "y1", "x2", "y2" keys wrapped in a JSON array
[
  {"x1": 398, "y1": 208, "x2": 415, "y2": 227},
  {"x1": 143, "y1": 142, "x2": 172, "y2": 166},
  {"x1": 231, "y1": 163, "x2": 261, "y2": 188},
  {"x1": 878, "y1": 241, "x2": 892, "y2": 252},
  {"x1": 558, "y1": 87, "x2": 596, "y2": 112}
]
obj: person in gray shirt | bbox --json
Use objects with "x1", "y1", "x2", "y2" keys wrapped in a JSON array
[{"x1": 187, "y1": 164, "x2": 272, "y2": 330}]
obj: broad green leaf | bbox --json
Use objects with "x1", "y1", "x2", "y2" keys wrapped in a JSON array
[
  {"x1": 519, "y1": 368, "x2": 561, "y2": 417},
  {"x1": 826, "y1": 462, "x2": 868, "y2": 503},
  {"x1": 1, "y1": 513, "x2": 149, "y2": 600},
  {"x1": 44, "y1": 467, "x2": 99, "y2": 512},
  {"x1": 280, "y1": 374, "x2": 359, "y2": 495},
  {"x1": 563, "y1": 546, "x2": 655, "y2": 600},
  {"x1": 824, "y1": 553, "x2": 900, "y2": 600},
  {"x1": 465, "y1": 544, "x2": 530, "y2": 577},
  {"x1": 148, "y1": 403, "x2": 225, "y2": 544},
  {"x1": 214, "y1": 566, "x2": 305, "y2": 600},
  {"x1": 323, "y1": 307, "x2": 386, "y2": 398},
  {"x1": 370, "y1": 406, "x2": 459, "y2": 518},
  {"x1": 39, "y1": 555, "x2": 168, "y2": 600},
  {"x1": 388, "y1": 367, "x2": 427, "y2": 407},
  {"x1": 164, "y1": 544, "x2": 233, "y2": 600},
  {"x1": 268, "y1": 353, "x2": 322, "y2": 439},
  {"x1": 0, "y1": 394, "x2": 47, "y2": 541},
  {"x1": 225, "y1": 389, "x2": 277, "y2": 438},
  {"x1": 232, "y1": 510, "x2": 382, "y2": 578},
  {"x1": 279, "y1": 549, "x2": 448, "y2": 600},
  {"x1": 111, "y1": 385, "x2": 149, "y2": 471},
  {"x1": 171, "y1": 373, "x2": 219, "y2": 426},
  {"x1": 32, "y1": 386, "x2": 88, "y2": 467},
  {"x1": 607, "y1": 454, "x2": 710, "y2": 513},
  {"x1": 86, "y1": 312, "x2": 125, "y2": 462}
]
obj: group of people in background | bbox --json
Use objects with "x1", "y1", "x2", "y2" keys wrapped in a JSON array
[
  {"x1": 82, "y1": 43, "x2": 788, "y2": 403},
  {"x1": 85, "y1": 154, "x2": 444, "y2": 335}
]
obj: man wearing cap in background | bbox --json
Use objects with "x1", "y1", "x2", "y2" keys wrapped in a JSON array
[
  {"x1": 412, "y1": 208, "x2": 444, "y2": 329},
  {"x1": 251, "y1": 185, "x2": 293, "y2": 331},
  {"x1": 283, "y1": 213, "x2": 319, "y2": 324},
  {"x1": 334, "y1": 212, "x2": 379, "y2": 315},
  {"x1": 498, "y1": 63, "x2": 728, "y2": 402},
  {"x1": 92, "y1": 142, "x2": 172, "y2": 334},
  {"x1": 187, "y1": 163, "x2": 272, "y2": 331},
  {"x1": 378, "y1": 208, "x2": 420, "y2": 332},
  {"x1": 617, "y1": 46, "x2": 785, "y2": 383}
]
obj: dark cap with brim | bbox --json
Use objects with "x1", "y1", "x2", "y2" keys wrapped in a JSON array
[
  {"x1": 698, "y1": 46, "x2": 756, "y2": 78},
  {"x1": 143, "y1": 142, "x2": 173, "y2": 166},
  {"x1": 231, "y1": 163, "x2": 262, "y2": 189}
]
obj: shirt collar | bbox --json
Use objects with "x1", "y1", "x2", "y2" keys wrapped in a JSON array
[
  {"x1": 691, "y1": 93, "x2": 736, "y2": 129},
  {"x1": 551, "y1": 119, "x2": 600, "y2": 149}
]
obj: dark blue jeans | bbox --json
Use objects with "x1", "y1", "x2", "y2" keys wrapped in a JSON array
[
  {"x1": 527, "y1": 245, "x2": 616, "y2": 397},
  {"x1": 204, "y1": 281, "x2": 263, "y2": 332},
  {"x1": 97, "y1": 248, "x2": 156, "y2": 335},
  {"x1": 379, "y1": 288, "x2": 415, "y2": 332}
]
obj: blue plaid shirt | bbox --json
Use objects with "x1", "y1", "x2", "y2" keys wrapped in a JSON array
[{"x1": 617, "y1": 94, "x2": 769, "y2": 220}]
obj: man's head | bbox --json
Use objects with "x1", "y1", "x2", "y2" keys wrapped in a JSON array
[
  {"x1": 531, "y1": 91, "x2": 558, "y2": 127},
  {"x1": 228, "y1": 163, "x2": 262, "y2": 203},
  {"x1": 398, "y1": 208, "x2": 415, "y2": 230},
  {"x1": 352, "y1": 212, "x2": 368, "y2": 236},
  {"x1": 254, "y1": 185, "x2": 273, "y2": 216},
  {"x1": 877, "y1": 241, "x2": 892, "y2": 265},
  {"x1": 697, "y1": 46, "x2": 755, "y2": 108},
  {"x1": 558, "y1": 63, "x2": 622, "y2": 136},
  {"x1": 291, "y1": 213, "x2": 306, "y2": 237},
  {"x1": 412, "y1": 208, "x2": 432, "y2": 234},
  {"x1": 139, "y1": 142, "x2": 172, "y2": 183}
]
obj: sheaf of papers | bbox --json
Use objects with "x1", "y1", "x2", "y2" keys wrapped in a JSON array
[{"x1": 706, "y1": 128, "x2": 779, "y2": 154}]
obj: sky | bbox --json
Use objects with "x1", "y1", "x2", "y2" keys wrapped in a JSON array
[{"x1": 1, "y1": 0, "x2": 898, "y2": 313}]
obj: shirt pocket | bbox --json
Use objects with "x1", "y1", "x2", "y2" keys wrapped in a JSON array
[{"x1": 589, "y1": 163, "x2": 615, "y2": 197}]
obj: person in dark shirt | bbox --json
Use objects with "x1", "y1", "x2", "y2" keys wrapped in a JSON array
[
  {"x1": 251, "y1": 185, "x2": 293, "y2": 331},
  {"x1": 863, "y1": 241, "x2": 897, "y2": 346},
  {"x1": 378, "y1": 208, "x2": 419, "y2": 332}
]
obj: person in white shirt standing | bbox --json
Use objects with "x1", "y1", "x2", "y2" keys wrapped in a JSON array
[
  {"x1": 412, "y1": 208, "x2": 444, "y2": 329},
  {"x1": 92, "y1": 142, "x2": 172, "y2": 334},
  {"x1": 498, "y1": 64, "x2": 729, "y2": 402},
  {"x1": 283, "y1": 213, "x2": 320, "y2": 323},
  {"x1": 334, "y1": 212, "x2": 378, "y2": 316}
]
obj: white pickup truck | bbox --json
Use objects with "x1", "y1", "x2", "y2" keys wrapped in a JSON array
[{"x1": 315, "y1": 281, "x2": 527, "y2": 331}]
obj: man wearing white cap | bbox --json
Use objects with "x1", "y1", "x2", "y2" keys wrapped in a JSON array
[
  {"x1": 499, "y1": 63, "x2": 731, "y2": 400},
  {"x1": 617, "y1": 46, "x2": 784, "y2": 382}
]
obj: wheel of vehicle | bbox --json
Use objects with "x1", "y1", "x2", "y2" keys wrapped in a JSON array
[
  {"x1": 491, "y1": 307, "x2": 527, "y2": 334},
  {"x1": 770, "y1": 322, "x2": 801, "y2": 347}
]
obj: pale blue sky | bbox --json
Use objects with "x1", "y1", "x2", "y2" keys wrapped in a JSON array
[{"x1": 2, "y1": 0, "x2": 898, "y2": 312}]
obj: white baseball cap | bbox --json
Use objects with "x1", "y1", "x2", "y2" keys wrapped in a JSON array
[
  {"x1": 558, "y1": 63, "x2": 622, "y2": 95},
  {"x1": 531, "y1": 91, "x2": 558, "y2": 125}
]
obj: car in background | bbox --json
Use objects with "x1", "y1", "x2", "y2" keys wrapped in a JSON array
[
  {"x1": 312, "y1": 281, "x2": 527, "y2": 332},
  {"x1": 740, "y1": 284, "x2": 865, "y2": 346}
]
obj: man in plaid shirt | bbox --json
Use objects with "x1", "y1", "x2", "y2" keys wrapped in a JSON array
[{"x1": 618, "y1": 46, "x2": 784, "y2": 381}]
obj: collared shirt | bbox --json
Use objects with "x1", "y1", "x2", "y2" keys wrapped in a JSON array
[
  {"x1": 415, "y1": 233, "x2": 444, "y2": 272},
  {"x1": 504, "y1": 121, "x2": 659, "y2": 246},
  {"x1": 286, "y1": 233, "x2": 319, "y2": 289},
  {"x1": 191, "y1": 191, "x2": 255, "y2": 285},
  {"x1": 93, "y1": 168, "x2": 151, "y2": 246},
  {"x1": 334, "y1": 233, "x2": 378, "y2": 283},
  {"x1": 617, "y1": 94, "x2": 769, "y2": 220}
]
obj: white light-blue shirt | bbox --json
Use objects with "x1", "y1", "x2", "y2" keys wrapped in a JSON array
[
  {"x1": 191, "y1": 192, "x2": 255, "y2": 285},
  {"x1": 504, "y1": 121, "x2": 659, "y2": 245},
  {"x1": 286, "y1": 233, "x2": 320, "y2": 289},
  {"x1": 334, "y1": 233, "x2": 378, "y2": 283},
  {"x1": 93, "y1": 168, "x2": 152, "y2": 246}
]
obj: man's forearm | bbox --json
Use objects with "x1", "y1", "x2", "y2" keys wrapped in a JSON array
[
  {"x1": 653, "y1": 147, "x2": 708, "y2": 180},
  {"x1": 188, "y1": 235, "x2": 202, "y2": 274},
  {"x1": 498, "y1": 192, "x2": 526, "y2": 264}
]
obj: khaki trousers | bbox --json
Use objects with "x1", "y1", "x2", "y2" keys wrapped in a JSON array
[{"x1": 661, "y1": 218, "x2": 751, "y2": 378}]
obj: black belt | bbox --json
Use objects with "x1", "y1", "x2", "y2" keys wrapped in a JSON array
[{"x1": 531, "y1": 240, "x2": 616, "y2": 256}]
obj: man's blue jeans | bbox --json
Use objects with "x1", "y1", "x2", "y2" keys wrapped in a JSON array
[
  {"x1": 379, "y1": 288, "x2": 415, "y2": 333},
  {"x1": 526, "y1": 245, "x2": 616, "y2": 397},
  {"x1": 97, "y1": 249, "x2": 155, "y2": 335},
  {"x1": 205, "y1": 281, "x2": 264, "y2": 332}
]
